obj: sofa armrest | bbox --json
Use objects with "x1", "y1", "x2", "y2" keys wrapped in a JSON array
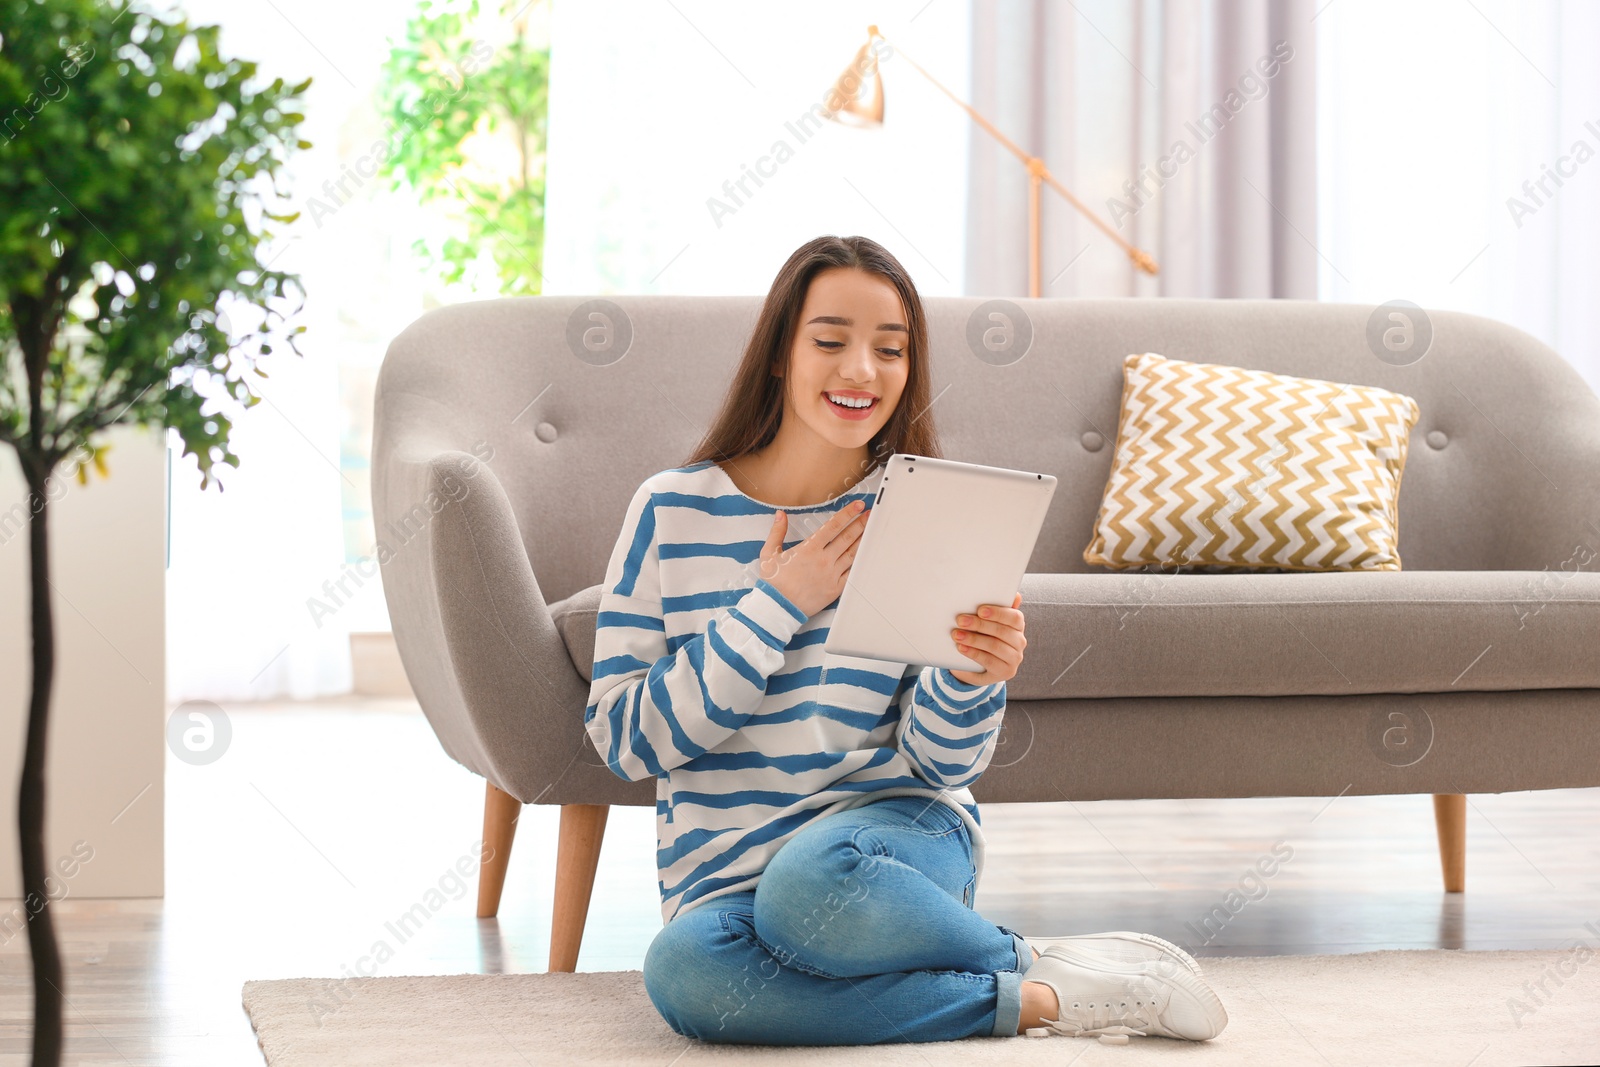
[{"x1": 375, "y1": 445, "x2": 591, "y2": 804}]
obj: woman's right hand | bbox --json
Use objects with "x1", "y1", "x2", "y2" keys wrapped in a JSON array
[{"x1": 757, "y1": 500, "x2": 871, "y2": 618}]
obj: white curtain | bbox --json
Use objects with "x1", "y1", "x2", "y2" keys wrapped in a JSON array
[
  {"x1": 160, "y1": 0, "x2": 424, "y2": 703},
  {"x1": 1317, "y1": 0, "x2": 1600, "y2": 393},
  {"x1": 165, "y1": 346, "x2": 353, "y2": 704},
  {"x1": 965, "y1": 0, "x2": 1319, "y2": 298}
]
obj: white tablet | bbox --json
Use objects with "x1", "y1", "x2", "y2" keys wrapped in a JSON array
[{"x1": 824, "y1": 454, "x2": 1057, "y2": 671}]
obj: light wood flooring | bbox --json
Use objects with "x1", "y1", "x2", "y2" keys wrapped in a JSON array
[{"x1": 2, "y1": 696, "x2": 1598, "y2": 1065}]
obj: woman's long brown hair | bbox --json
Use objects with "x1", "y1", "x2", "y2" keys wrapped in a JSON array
[{"x1": 682, "y1": 235, "x2": 943, "y2": 475}]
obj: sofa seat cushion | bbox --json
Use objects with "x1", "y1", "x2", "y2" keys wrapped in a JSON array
[
  {"x1": 550, "y1": 569, "x2": 1600, "y2": 700},
  {"x1": 551, "y1": 587, "x2": 603, "y2": 687},
  {"x1": 1008, "y1": 569, "x2": 1600, "y2": 698}
]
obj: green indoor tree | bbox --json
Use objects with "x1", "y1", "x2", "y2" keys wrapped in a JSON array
[
  {"x1": 373, "y1": 0, "x2": 549, "y2": 296},
  {"x1": 0, "y1": 2, "x2": 309, "y2": 1062}
]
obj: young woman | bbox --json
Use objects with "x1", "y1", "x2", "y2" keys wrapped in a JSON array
[{"x1": 585, "y1": 235, "x2": 1228, "y2": 1046}]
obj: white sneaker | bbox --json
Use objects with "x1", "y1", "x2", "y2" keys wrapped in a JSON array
[
  {"x1": 1023, "y1": 930, "x2": 1203, "y2": 977},
  {"x1": 1023, "y1": 944, "x2": 1228, "y2": 1041}
]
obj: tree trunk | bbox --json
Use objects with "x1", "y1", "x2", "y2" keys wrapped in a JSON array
[{"x1": 19, "y1": 473, "x2": 63, "y2": 1067}]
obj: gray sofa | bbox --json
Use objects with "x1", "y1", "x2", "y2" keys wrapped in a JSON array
[{"x1": 372, "y1": 295, "x2": 1600, "y2": 972}]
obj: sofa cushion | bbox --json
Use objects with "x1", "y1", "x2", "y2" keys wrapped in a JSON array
[
  {"x1": 1083, "y1": 351, "x2": 1421, "y2": 572},
  {"x1": 550, "y1": 569, "x2": 1600, "y2": 699}
]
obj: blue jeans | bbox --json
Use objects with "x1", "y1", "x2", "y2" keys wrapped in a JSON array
[{"x1": 641, "y1": 794, "x2": 1032, "y2": 1045}]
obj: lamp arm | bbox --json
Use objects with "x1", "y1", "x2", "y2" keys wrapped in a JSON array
[
  {"x1": 879, "y1": 33, "x2": 1159, "y2": 277},
  {"x1": 1037, "y1": 164, "x2": 1160, "y2": 275},
  {"x1": 887, "y1": 42, "x2": 1035, "y2": 170}
]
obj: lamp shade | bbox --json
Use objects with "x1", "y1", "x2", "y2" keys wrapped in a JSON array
[{"x1": 824, "y1": 28, "x2": 884, "y2": 126}]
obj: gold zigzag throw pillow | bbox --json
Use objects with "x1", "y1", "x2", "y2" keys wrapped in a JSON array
[{"x1": 1083, "y1": 352, "x2": 1421, "y2": 572}]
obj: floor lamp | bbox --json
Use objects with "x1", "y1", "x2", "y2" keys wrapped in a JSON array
[{"x1": 824, "y1": 25, "x2": 1160, "y2": 296}]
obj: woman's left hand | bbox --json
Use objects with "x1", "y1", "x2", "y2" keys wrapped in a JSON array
[{"x1": 948, "y1": 592, "x2": 1025, "y2": 687}]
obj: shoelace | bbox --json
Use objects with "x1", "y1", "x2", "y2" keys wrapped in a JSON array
[{"x1": 1041, "y1": 976, "x2": 1162, "y2": 1039}]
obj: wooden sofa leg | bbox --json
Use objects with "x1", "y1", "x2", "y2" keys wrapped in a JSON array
[
  {"x1": 476, "y1": 781, "x2": 523, "y2": 918},
  {"x1": 550, "y1": 803, "x2": 610, "y2": 973},
  {"x1": 1433, "y1": 793, "x2": 1466, "y2": 893}
]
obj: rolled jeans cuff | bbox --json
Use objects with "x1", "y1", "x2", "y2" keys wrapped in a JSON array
[
  {"x1": 988, "y1": 930, "x2": 1032, "y2": 1036},
  {"x1": 991, "y1": 966, "x2": 1025, "y2": 1037}
]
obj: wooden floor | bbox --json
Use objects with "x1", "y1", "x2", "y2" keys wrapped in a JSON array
[{"x1": 2, "y1": 696, "x2": 1598, "y2": 1065}]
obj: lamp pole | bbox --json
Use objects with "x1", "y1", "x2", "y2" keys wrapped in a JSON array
[{"x1": 827, "y1": 26, "x2": 1159, "y2": 295}]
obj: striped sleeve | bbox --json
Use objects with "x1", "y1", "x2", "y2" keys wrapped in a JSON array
[
  {"x1": 585, "y1": 480, "x2": 811, "y2": 782},
  {"x1": 893, "y1": 665, "x2": 1007, "y2": 790}
]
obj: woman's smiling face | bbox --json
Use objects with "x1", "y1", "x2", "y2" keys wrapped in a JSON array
[{"x1": 777, "y1": 266, "x2": 910, "y2": 451}]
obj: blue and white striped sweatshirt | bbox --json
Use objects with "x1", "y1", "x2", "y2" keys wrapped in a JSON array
[{"x1": 585, "y1": 458, "x2": 1009, "y2": 925}]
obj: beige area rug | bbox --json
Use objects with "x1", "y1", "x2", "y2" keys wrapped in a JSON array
[{"x1": 242, "y1": 949, "x2": 1600, "y2": 1066}]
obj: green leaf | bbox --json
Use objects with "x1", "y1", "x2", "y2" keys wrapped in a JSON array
[
  {"x1": 0, "y1": 0, "x2": 313, "y2": 492},
  {"x1": 369, "y1": 0, "x2": 549, "y2": 297}
]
